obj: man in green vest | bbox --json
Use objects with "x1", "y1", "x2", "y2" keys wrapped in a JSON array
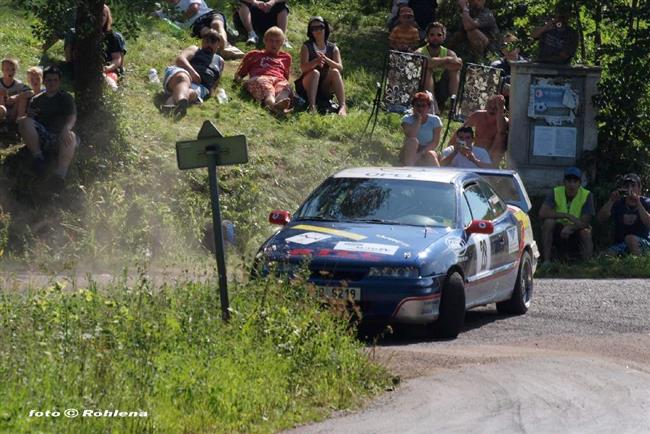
[
  {"x1": 538, "y1": 166, "x2": 594, "y2": 263},
  {"x1": 417, "y1": 22, "x2": 462, "y2": 110}
]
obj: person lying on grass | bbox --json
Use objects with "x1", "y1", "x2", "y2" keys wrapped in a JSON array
[
  {"x1": 162, "y1": 29, "x2": 225, "y2": 118},
  {"x1": 234, "y1": 26, "x2": 293, "y2": 116}
]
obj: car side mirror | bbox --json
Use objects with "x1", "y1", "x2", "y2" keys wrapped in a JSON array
[
  {"x1": 466, "y1": 219, "x2": 494, "y2": 235},
  {"x1": 269, "y1": 210, "x2": 291, "y2": 226}
]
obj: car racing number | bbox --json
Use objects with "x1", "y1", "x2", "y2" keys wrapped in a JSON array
[{"x1": 472, "y1": 234, "x2": 492, "y2": 274}]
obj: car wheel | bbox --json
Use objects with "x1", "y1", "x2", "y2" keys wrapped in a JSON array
[
  {"x1": 433, "y1": 271, "x2": 466, "y2": 339},
  {"x1": 497, "y1": 251, "x2": 533, "y2": 315}
]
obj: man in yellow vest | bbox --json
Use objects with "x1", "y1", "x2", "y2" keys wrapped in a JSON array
[{"x1": 538, "y1": 167, "x2": 594, "y2": 263}]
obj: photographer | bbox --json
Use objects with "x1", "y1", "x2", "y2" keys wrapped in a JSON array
[
  {"x1": 440, "y1": 126, "x2": 491, "y2": 169},
  {"x1": 597, "y1": 174, "x2": 650, "y2": 256},
  {"x1": 531, "y1": 4, "x2": 578, "y2": 64},
  {"x1": 538, "y1": 167, "x2": 594, "y2": 263}
]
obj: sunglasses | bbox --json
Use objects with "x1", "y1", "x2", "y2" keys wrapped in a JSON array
[{"x1": 310, "y1": 25, "x2": 325, "y2": 31}]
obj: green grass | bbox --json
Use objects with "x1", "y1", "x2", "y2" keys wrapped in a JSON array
[
  {"x1": 0, "y1": 274, "x2": 391, "y2": 433},
  {"x1": 535, "y1": 254, "x2": 650, "y2": 279}
]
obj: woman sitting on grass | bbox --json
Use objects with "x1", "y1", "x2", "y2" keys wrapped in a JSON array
[
  {"x1": 234, "y1": 26, "x2": 293, "y2": 116},
  {"x1": 294, "y1": 16, "x2": 347, "y2": 116},
  {"x1": 399, "y1": 91, "x2": 442, "y2": 166}
]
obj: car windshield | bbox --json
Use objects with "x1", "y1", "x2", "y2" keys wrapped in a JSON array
[{"x1": 295, "y1": 177, "x2": 456, "y2": 227}]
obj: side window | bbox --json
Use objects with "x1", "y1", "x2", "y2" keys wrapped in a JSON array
[
  {"x1": 479, "y1": 180, "x2": 507, "y2": 217},
  {"x1": 460, "y1": 194, "x2": 473, "y2": 227},
  {"x1": 464, "y1": 183, "x2": 495, "y2": 221}
]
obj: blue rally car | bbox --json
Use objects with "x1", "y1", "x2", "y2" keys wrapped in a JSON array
[{"x1": 255, "y1": 167, "x2": 539, "y2": 338}]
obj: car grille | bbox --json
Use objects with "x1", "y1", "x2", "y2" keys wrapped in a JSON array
[{"x1": 309, "y1": 265, "x2": 368, "y2": 282}]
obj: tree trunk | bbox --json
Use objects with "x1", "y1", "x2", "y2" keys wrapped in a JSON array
[{"x1": 73, "y1": 0, "x2": 105, "y2": 127}]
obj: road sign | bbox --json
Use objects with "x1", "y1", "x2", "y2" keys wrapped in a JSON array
[
  {"x1": 176, "y1": 135, "x2": 248, "y2": 170},
  {"x1": 175, "y1": 121, "x2": 249, "y2": 322}
]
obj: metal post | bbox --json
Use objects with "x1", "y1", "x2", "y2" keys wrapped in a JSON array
[{"x1": 206, "y1": 145, "x2": 230, "y2": 322}]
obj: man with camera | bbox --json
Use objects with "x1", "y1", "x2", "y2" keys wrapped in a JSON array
[
  {"x1": 440, "y1": 126, "x2": 492, "y2": 168},
  {"x1": 531, "y1": 4, "x2": 578, "y2": 64},
  {"x1": 538, "y1": 167, "x2": 594, "y2": 263},
  {"x1": 597, "y1": 173, "x2": 650, "y2": 256}
]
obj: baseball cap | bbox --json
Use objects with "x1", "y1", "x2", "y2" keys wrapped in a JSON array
[
  {"x1": 563, "y1": 166, "x2": 581, "y2": 179},
  {"x1": 622, "y1": 173, "x2": 641, "y2": 186},
  {"x1": 397, "y1": 0, "x2": 409, "y2": 4}
]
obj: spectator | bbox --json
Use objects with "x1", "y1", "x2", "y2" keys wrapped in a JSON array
[
  {"x1": 0, "y1": 58, "x2": 30, "y2": 124},
  {"x1": 235, "y1": 0, "x2": 291, "y2": 48},
  {"x1": 538, "y1": 167, "x2": 594, "y2": 263},
  {"x1": 490, "y1": 32, "x2": 525, "y2": 102},
  {"x1": 100, "y1": 5, "x2": 127, "y2": 90},
  {"x1": 417, "y1": 22, "x2": 462, "y2": 110},
  {"x1": 388, "y1": 0, "x2": 437, "y2": 37},
  {"x1": 448, "y1": 0, "x2": 499, "y2": 61},
  {"x1": 531, "y1": 4, "x2": 578, "y2": 64},
  {"x1": 162, "y1": 30, "x2": 225, "y2": 118},
  {"x1": 388, "y1": 7, "x2": 421, "y2": 52},
  {"x1": 440, "y1": 126, "x2": 491, "y2": 168},
  {"x1": 295, "y1": 16, "x2": 347, "y2": 116},
  {"x1": 234, "y1": 27, "x2": 293, "y2": 116},
  {"x1": 453, "y1": 94, "x2": 508, "y2": 165},
  {"x1": 14, "y1": 66, "x2": 45, "y2": 120},
  {"x1": 597, "y1": 173, "x2": 650, "y2": 256},
  {"x1": 164, "y1": 0, "x2": 244, "y2": 60},
  {"x1": 399, "y1": 91, "x2": 441, "y2": 166},
  {"x1": 17, "y1": 66, "x2": 77, "y2": 190}
]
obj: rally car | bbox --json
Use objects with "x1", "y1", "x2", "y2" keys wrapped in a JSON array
[{"x1": 255, "y1": 167, "x2": 539, "y2": 338}]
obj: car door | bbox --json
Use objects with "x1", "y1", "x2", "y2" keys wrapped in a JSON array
[
  {"x1": 462, "y1": 182, "x2": 499, "y2": 306},
  {"x1": 477, "y1": 180, "x2": 519, "y2": 291}
]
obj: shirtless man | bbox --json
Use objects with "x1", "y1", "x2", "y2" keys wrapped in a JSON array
[{"x1": 451, "y1": 94, "x2": 507, "y2": 166}]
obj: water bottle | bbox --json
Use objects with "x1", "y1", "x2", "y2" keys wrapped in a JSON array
[
  {"x1": 148, "y1": 68, "x2": 160, "y2": 84},
  {"x1": 216, "y1": 88, "x2": 228, "y2": 104}
]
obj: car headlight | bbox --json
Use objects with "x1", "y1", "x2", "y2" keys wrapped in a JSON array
[{"x1": 368, "y1": 267, "x2": 419, "y2": 278}]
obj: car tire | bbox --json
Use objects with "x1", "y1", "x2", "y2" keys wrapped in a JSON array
[
  {"x1": 497, "y1": 251, "x2": 533, "y2": 315},
  {"x1": 433, "y1": 271, "x2": 466, "y2": 339}
]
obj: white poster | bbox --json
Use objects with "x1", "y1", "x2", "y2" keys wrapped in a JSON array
[
  {"x1": 334, "y1": 242, "x2": 399, "y2": 256},
  {"x1": 533, "y1": 126, "x2": 577, "y2": 158}
]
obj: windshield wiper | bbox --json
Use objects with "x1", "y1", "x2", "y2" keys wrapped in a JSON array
[
  {"x1": 295, "y1": 215, "x2": 339, "y2": 222},
  {"x1": 355, "y1": 218, "x2": 399, "y2": 225}
]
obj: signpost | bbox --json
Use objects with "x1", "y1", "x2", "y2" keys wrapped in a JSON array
[{"x1": 176, "y1": 121, "x2": 248, "y2": 322}]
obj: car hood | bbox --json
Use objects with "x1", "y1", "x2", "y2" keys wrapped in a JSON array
[{"x1": 261, "y1": 220, "x2": 459, "y2": 268}]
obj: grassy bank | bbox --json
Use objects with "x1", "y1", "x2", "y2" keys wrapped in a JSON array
[{"x1": 0, "y1": 274, "x2": 391, "y2": 433}]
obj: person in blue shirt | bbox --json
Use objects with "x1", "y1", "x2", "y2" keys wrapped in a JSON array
[
  {"x1": 399, "y1": 91, "x2": 442, "y2": 166},
  {"x1": 598, "y1": 173, "x2": 650, "y2": 256}
]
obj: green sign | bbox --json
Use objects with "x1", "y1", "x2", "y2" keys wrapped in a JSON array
[{"x1": 176, "y1": 135, "x2": 248, "y2": 170}]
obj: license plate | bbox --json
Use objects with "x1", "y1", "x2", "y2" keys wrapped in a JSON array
[{"x1": 316, "y1": 286, "x2": 361, "y2": 301}]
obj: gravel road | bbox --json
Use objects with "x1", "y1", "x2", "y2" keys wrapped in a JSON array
[{"x1": 289, "y1": 279, "x2": 650, "y2": 433}]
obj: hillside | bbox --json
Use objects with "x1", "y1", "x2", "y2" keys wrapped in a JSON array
[{"x1": 0, "y1": 1, "x2": 409, "y2": 269}]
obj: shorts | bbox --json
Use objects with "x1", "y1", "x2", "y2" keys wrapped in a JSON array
[
  {"x1": 33, "y1": 120, "x2": 58, "y2": 153},
  {"x1": 607, "y1": 235, "x2": 650, "y2": 255},
  {"x1": 191, "y1": 11, "x2": 226, "y2": 38},
  {"x1": 163, "y1": 66, "x2": 210, "y2": 101},
  {"x1": 245, "y1": 75, "x2": 291, "y2": 102},
  {"x1": 234, "y1": 2, "x2": 290, "y2": 36},
  {"x1": 434, "y1": 70, "x2": 451, "y2": 107}
]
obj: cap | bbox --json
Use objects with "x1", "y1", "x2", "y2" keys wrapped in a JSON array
[
  {"x1": 308, "y1": 16, "x2": 325, "y2": 25},
  {"x1": 397, "y1": 0, "x2": 410, "y2": 4},
  {"x1": 622, "y1": 173, "x2": 641, "y2": 186},
  {"x1": 563, "y1": 166, "x2": 581, "y2": 179}
]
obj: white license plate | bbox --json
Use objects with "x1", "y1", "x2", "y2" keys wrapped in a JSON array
[{"x1": 316, "y1": 286, "x2": 361, "y2": 301}]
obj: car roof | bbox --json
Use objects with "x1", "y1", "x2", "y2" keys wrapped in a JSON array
[{"x1": 333, "y1": 167, "x2": 477, "y2": 184}]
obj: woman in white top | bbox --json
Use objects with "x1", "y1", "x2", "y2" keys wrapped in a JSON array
[
  {"x1": 400, "y1": 91, "x2": 442, "y2": 166},
  {"x1": 295, "y1": 16, "x2": 347, "y2": 116}
]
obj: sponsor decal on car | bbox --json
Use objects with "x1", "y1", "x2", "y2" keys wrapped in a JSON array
[
  {"x1": 334, "y1": 242, "x2": 399, "y2": 256},
  {"x1": 291, "y1": 224, "x2": 366, "y2": 241},
  {"x1": 285, "y1": 232, "x2": 331, "y2": 245},
  {"x1": 376, "y1": 234, "x2": 410, "y2": 247},
  {"x1": 445, "y1": 237, "x2": 468, "y2": 255},
  {"x1": 507, "y1": 226, "x2": 519, "y2": 254}
]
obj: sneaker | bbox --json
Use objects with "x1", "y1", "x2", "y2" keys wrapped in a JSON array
[
  {"x1": 283, "y1": 40, "x2": 292, "y2": 49},
  {"x1": 221, "y1": 44, "x2": 245, "y2": 60},
  {"x1": 246, "y1": 31, "x2": 259, "y2": 45}
]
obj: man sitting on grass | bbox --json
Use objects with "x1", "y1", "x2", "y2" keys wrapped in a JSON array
[
  {"x1": 597, "y1": 173, "x2": 650, "y2": 256},
  {"x1": 439, "y1": 126, "x2": 492, "y2": 168},
  {"x1": 162, "y1": 29, "x2": 225, "y2": 118},
  {"x1": 234, "y1": 26, "x2": 293, "y2": 116},
  {"x1": 538, "y1": 167, "x2": 594, "y2": 264},
  {"x1": 17, "y1": 66, "x2": 77, "y2": 191}
]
